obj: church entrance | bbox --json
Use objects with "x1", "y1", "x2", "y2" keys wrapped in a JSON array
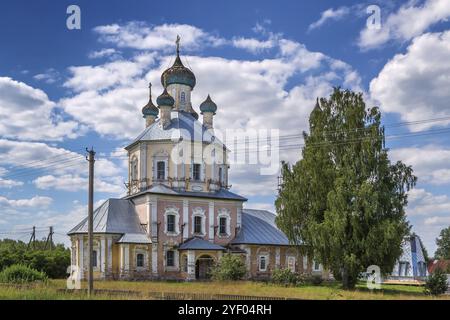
[{"x1": 195, "y1": 255, "x2": 214, "y2": 280}]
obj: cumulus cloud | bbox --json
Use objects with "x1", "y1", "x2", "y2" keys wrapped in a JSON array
[
  {"x1": 359, "y1": 0, "x2": 450, "y2": 50},
  {"x1": 370, "y1": 31, "x2": 450, "y2": 130},
  {"x1": 88, "y1": 48, "x2": 121, "y2": 59},
  {"x1": 0, "y1": 139, "x2": 124, "y2": 194},
  {"x1": 0, "y1": 77, "x2": 81, "y2": 141},
  {"x1": 93, "y1": 22, "x2": 226, "y2": 51},
  {"x1": 33, "y1": 68, "x2": 61, "y2": 84},
  {"x1": 390, "y1": 146, "x2": 450, "y2": 185},
  {"x1": 308, "y1": 7, "x2": 350, "y2": 31},
  {"x1": 0, "y1": 195, "x2": 53, "y2": 208},
  {"x1": 33, "y1": 174, "x2": 124, "y2": 194}
]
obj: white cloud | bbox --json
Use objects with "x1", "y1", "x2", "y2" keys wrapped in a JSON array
[
  {"x1": 0, "y1": 195, "x2": 53, "y2": 208},
  {"x1": 359, "y1": 0, "x2": 450, "y2": 50},
  {"x1": 0, "y1": 77, "x2": 81, "y2": 141},
  {"x1": 0, "y1": 139, "x2": 124, "y2": 194},
  {"x1": 0, "y1": 178, "x2": 23, "y2": 188},
  {"x1": 33, "y1": 68, "x2": 60, "y2": 84},
  {"x1": 93, "y1": 22, "x2": 226, "y2": 51},
  {"x1": 64, "y1": 53, "x2": 155, "y2": 92},
  {"x1": 88, "y1": 48, "x2": 120, "y2": 59},
  {"x1": 308, "y1": 7, "x2": 350, "y2": 31},
  {"x1": 390, "y1": 146, "x2": 450, "y2": 185},
  {"x1": 232, "y1": 37, "x2": 276, "y2": 53},
  {"x1": 33, "y1": 174, "x2": 124, "y2": 194},
  {"x1": 424, "y1": 216, "x2": 450, "y2": 225},
  {"x1": 370, "y1": 31, "x2": 450, "y2": 130}
]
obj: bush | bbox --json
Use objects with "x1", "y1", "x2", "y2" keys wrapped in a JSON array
[
  {"x1": 272, "y1": 268, "x2": 298, "y2": 286},
  {"x1": 309, "y1": 274, "x2": 323, "y2": 286},
  {"x1": 424, "y1": 268, "x2": 448, "y2": 296},
  {"x1": 0, "y1": 264, "x2": 48, "y2": 284},
  {"x1": 211, "y1": 253, "x2": 247, "y2": 281}
]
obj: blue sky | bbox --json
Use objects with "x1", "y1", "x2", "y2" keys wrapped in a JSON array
[{"x1": 0, "y1": 0, "x2": 449, "y2": 255}]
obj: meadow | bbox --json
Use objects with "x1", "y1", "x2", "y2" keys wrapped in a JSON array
[{"x1": 0, "y1": 280, "x2": 449, "y2": 300}]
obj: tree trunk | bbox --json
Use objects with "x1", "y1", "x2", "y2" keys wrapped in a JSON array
[{"x1": 342, "y1": 267, "x2": 356, "y2": 290}]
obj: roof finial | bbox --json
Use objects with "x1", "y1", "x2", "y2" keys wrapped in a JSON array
[
  {"x1": 148, "y1": 82, "x2": 152, "y2": 98},
  {"x1": 176, "y1": 35, "x2": 181, "y2": 56}
]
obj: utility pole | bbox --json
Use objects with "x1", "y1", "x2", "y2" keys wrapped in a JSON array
[
  {"x1": 86, "y1": 147, "x2": 95, "y2": 296},
  {"x1": 44, "y1": 226, "x2": 54, "y2": 250},
  {"x1": 27, "y1": 226, "x2": 35, "y2": 250}
]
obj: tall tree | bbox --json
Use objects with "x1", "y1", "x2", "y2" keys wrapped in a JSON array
[
  {"x1": 435, "y1": 226, "x2": 450, "y2": 259},
  {"x1": 276, "y1": 88, "x2": 416, "y2": 289}
]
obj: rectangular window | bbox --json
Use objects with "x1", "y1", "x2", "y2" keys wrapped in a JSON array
[
  {"x1": 313, "y1": 260, "x2": 320, "y2": 271},
  {"x1": 157, "y1": 161, "x2": 165, "y2": 180},
  {"x1": 218, "y1": 167, "x2": 223, "y2": 184},
  {"x1": 193, "y1": 163, "x2": 201, "y2": 181},
  {"x1": 219, "y1": 217, "x2": 227, "y2": 235},
  {"x1": 194, "y1": 216, "x2": 202, "y2": 234},
  {"x1": 287, "y1": 256, "x2": 296, "y2": 273},
  {"x1": 167, "y1": 214, "x2": 175, "y2": 233},
  {"x1": 166, "y1": 250, "x2": 175, "y2": 267},
  {"x1": 259, "y1": 256, "x2": 267, "y2": 272},
  {"x1": 92, "y1": 250, "x2": 97, "y2": 268}
]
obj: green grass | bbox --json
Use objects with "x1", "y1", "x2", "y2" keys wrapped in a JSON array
[{"x1": 0, "y1": 279, "x2": 448, "y2": 300}]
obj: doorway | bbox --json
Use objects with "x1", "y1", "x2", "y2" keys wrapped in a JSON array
[{"x1": 195, "y1": 255, "x2": 214, "y2": 280}]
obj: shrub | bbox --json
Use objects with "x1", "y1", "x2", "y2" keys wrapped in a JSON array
[
  {"x1": 309, "y1": 274, "x2": 324, "y2": 286},
  {"x1": 211, "y1": 253, "x2": 247, "y2": 281},
  {"x1": 0, "y1": 264, "x2": 48, "y2": 284},
  {"x1": 424, "y1": 268, "x2": 448, "y2": 296},
  {"x1": 271, "y1": 268, "x2": 298, "y2": 286}
]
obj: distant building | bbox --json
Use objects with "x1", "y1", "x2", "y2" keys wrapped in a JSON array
[
  {"x1": 390, "y1": 235, "x2": 428, "y2": 280},
  {"x1": 67, "y1": 39, "x2": 327, "y2": 281}
]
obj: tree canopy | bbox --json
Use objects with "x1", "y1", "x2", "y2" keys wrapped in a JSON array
[
  {"x1": 275, "y1": 88, "x2": 416, "y2": 289},
  {"x1": 435, "y1": 226, "x2": 450, "y2": 260}
]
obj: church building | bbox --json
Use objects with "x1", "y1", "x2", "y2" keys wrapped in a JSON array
[{"x1": 68, "y1": 39, "x2": 326, "y2": 281}]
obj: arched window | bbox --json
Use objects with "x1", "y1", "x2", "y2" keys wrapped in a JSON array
[
  {"x1": 218, "y1": 167, "x2": 223, "y2": 184},
  {"x1": 131, "y1": 157, "x2": 138, "y2": 181},
  {"x1": 136, "y1": 253, "x2": 144, "y2": 268},
  {"x1": 180, "y1": 92, "x2": 186, "y2": 104}
]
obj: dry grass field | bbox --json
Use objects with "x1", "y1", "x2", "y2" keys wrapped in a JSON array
[{"x1": 0, "y1": 279, "x2": 449, "y2": 300}]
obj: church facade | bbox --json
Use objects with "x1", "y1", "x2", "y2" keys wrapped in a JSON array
[{"x1": 68, "y1": 41, "x2": 327, "y2": 281}]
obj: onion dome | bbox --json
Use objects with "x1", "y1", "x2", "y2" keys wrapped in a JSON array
[
  {"x1": 142, "y1": 83, "x2": 159, "y2": 117},
  {"x1": 156, "y1": 88, "x2": 175, "y2": 107},
  {"x1": 161, "y1": 37, "x2": 196, "y2": 89},
  {"x1": 199, "y1": 95, "x2": 217, "y2": 114}
]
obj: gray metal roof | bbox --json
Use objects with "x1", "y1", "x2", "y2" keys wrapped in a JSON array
[
  {"x1": 67, "y1": 199, "x2": 150, "y2": 244},
  {"x1": 126, "y1": 111, "x2": 222, "y2": 149},
  {"x1": 231, "y1": 209, "x2": 291, "y2": 246},
  {"x1": 126, "y1": 184, "x2": 247, "y2": 201},
  {"x1": 179, "y1": 237, "x2": 226, "y2": 250},
  {"x1": 117, "y1": 233, "x2": 151, "y2": 244}
]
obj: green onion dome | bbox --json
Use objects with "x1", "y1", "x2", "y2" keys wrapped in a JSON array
[
  {"x1": 199, "y1": 95, "x2": 217, "y2": 114},
  {"x1": 142, "y1": 83, "x2": 159, "y2": 117},
  {"x1": 161, "y1": 53, "x2": 196, "y2": 89},
  {"x1": 157, "y1": 88, "x2": 175, "y2": 107}
]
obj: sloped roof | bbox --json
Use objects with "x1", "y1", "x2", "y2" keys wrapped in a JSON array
[
  {"x1": 231, "y1": 209, "x2": 290, "y2": 246},
  {"x1": 67, "y1": 199, "x2": 150, "y2": 244},
  {"x1": 126, "y1": 184, "x2": 247, "y2": 202},
  {"x1": 179, "y1": 237, "x2": 226, "y2": 250},
  {"x1": 117, "y1": 233, "x2": 151, "y2": 244},
  {"x1": 126, "y1": 111, "x2": 222, "y2": 149}
]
